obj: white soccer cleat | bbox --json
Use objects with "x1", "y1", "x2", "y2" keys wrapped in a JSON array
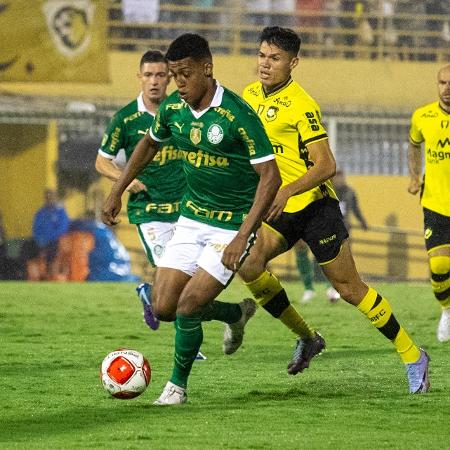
[
  {"x1": 223, "y1": 298, "x2": 257, "y2": 355},
  {"x1": 153, "y1": 381, "x2": 187, "y2": 406},
  {"x1": 326, "y1": 286, "x2": 340, "y2": 304},
  {"x1": 300, "y1": 289, "x2": 316, "y2": 304},
  {"x1": 437, "y1": 308, "x2": 450, "y2": 343}
]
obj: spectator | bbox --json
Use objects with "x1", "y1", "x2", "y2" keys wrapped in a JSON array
[
  {"x1": 333, "y1": 169, "x2": 368, "y2": 233},
  {"x1": 296, "y1": 0, "x2": 324, "y2": 56},
  {"x1": 32, "y1": 189, "x2": 70, "y2": 280}
]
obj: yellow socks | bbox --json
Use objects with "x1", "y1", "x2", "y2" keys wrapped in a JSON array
[
  {"x1": 357, "y1": 287, "x2": 420, "y2": 364},
  {"x1": 244, "y1": 270, "x2": 314, "y2": 339}
]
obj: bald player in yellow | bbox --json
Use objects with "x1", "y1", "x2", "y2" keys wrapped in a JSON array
[
  {"x1": 236, "y1": 26, "x2": 430, "y2": 393},
  {"x1": 408, "y1": 63, "x2": 450, "y2": 343}
]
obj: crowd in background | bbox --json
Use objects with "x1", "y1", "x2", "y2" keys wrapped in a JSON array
[{"x1": 112, "y1": 0, "x2": 450, "y2": 60}]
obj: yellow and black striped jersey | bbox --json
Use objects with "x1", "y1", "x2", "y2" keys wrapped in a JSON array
[
  {"x1": 410, "y1": 101, "x2": 450, "y2": 216},
  {"x1": 243, "y1": 78, "x2": 337, "y2": 213}
]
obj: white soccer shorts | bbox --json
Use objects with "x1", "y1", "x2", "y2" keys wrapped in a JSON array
[
  {"x1": 157, "y1": 216, "x2": 254, "y2": 285},
  {"x1": 136, "y1": 221, "x2": 176, "y2": 267}
]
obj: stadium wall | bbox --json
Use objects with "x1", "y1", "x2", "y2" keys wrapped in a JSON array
[
  {"x1": 0, "y1": 52, "x2": 442, "y2": 110},
  {"x1": 0, "y1": 122, "x2": 57, "y2": 238}
]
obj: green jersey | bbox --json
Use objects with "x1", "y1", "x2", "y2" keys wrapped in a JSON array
[
  {"x1": 99, "y1": 93, "x2": 185, "y2": 224},
  {"x1": 150, "y1": 82, "x2": 274, "y2": 230}
]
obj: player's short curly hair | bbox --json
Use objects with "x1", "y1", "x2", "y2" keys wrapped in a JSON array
[
  {"x1": 259, "y1": 26, "x2": 301, "y2": 56},
  {"x1": 140, "y1": 50, "x2": 167, "y2": 67},
  {"x1": 165, "y1": 33, "x2": 212, "y2": 62}
]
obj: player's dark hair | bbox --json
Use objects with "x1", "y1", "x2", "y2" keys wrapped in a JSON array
[
  {"x1": 165, "y1": 33, "x2": 212, "y2": 62},
  {"x1": 259, "y1": 26, "x2": 301, "y2": 56},
  {"x1": 140, "y1": 50, "x2": 167, "y2": 67}
]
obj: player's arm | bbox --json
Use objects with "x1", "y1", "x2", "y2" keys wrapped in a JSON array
[
  {"x1": 407, "y1": 142, "x2": 423, "y2": 195},
  {"x1": 221, "y1": 159, "x2": 281, "y2": 271},
  {"x1": 95, "y1": 154, "x2": 147, "y2": 194},
  {"x1": 267, "y1": 139, "x2": 336, "y2": 221},
  {"x1": 102, "y1": 134, "x2": 159, "y2": 226}
]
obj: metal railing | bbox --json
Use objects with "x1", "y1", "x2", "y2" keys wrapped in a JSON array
[{"x1": 108, "y1": 1, "x2": 450, "y2": 62}]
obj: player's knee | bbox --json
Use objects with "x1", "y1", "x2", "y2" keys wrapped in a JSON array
[
  {"x1": 238, "y1": 255, "x2": 265, "y2": 283},
  {"x1": 177, "y1": 290, "x2": 203, "y2": 316},
  {"x1": 152, "y1": 292, "x2": 176, "y2": 321},
  {"x1": 429, "y1": 255, "x2": 450, "y2": 276}
]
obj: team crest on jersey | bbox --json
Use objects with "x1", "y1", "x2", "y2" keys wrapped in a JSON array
[
  {"x1": 265, "y1": 106, "x2": 279, "y2": 122},
  {"x1": 190, "y1": 127, "x2": 202, "y2": 145},
  {"x1": 207, "y1": 124, "x2": 224, "y2": 144},
  {"x1": 424, "y1": 228, "x2": 433, "y2": 239},
  {"x1": 153, "y1": 244, "x2": 163, "y2": 257}
]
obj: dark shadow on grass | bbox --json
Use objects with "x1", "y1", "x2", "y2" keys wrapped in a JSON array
[{"x1": 1, "y1": 401, "x2": 200, "y2": 442}]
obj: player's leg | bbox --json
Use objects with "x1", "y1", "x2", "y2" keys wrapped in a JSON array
[
  {"x1": 153, "y1": 218, "x2": 256, "y2": 405},
  {"x1": 428, "y1": 247, "x2": 450, "y2": 342},
  {"x1": 136, "y1": 221, "x2": 176, "y2": 329},
  {"x1": 237, "y1": 224, "x2": 324, "y2": 374},
  {"x1": 423, "y1": 207, "x2": 450, "y2": 342},
  {"x1": 239, "y1": 225, "x2": 317, "y2": 340},
  {"x1": 295, "y1": 240, "x2": 316, "y2": 304},
  {"x1": 321, "y1": 241, "x2": 430, "y2": 393}
]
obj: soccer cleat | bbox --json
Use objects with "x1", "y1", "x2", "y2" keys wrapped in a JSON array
[
  {"x1": 136, "y1": 283, "x2": 160, "y2": 330},
  {"x1": 437, "y1": 308, "x2": 450, "y2": 343},
  {"x1": 326, "y1": 286, "x2": 340, "y2": 304},
  {"x1": 195, "y1": 351, "x2": 207, "y2": 360},
  {"x1": 300, "y1": 289, "x2": 316, "y2": 304},
  {"x1": 153, "y1": 381, "x2": 187, "y2": 405},
  {"x1": 405, "y1": 348, "x2": 430, "y2": 394},
  {"x1": 223, "y1": 298, "x2": 257, "y2": 355},
  {"x1": 287, "y1": 332, "x2": 326, "y2": 375}
]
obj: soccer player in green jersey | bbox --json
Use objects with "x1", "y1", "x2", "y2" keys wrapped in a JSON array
[
  {"x1": 408, "y1": 63, "x2": 450, "y2": 343},
  {"x1": 238, "y1": 26, "x2": 430, "y2": 393},
  {"x1": 102, "y1": 34, "x2": 281, "y2": 405},
  {"x1": 96, "y1": 50, "x2": 185, "y2": 331}
]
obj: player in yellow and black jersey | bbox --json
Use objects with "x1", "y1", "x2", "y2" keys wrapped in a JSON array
[
  {"x1": 236, "y1": 26, "x2": 430, "y2": 393},
  {"x1": 408, "y1": 63, "x2": 450, "y2": 343}
]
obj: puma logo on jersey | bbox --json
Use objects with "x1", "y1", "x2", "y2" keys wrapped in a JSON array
[{"x1": 174, "y1": 122, "x2": 184, "y2": 133}]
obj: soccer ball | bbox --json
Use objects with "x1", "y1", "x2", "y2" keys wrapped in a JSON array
[{"x1": 100, "y1": 349, "x2": 151, "y2": 399}]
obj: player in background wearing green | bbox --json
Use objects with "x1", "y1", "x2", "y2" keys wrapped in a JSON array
[
  {"x1": 238, "y1": 26, "x2": 429, "y2": 393},
  {"x1": 408, "y1": 63, "x2": 450, "y2": 343},
  {"x1": 102, "y1": 34, "x2": 281, "y2": 405},
  {"x1": 295, "y1": 239, "x2": 317, "y2": 304},
  {"x1": 96, "y1": 51, "x2": 183, "y2": 332}
]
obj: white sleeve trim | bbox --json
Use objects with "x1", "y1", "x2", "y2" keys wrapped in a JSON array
[
  {"x1": 98, "y1": 149, "x2": 116, "y2": 159},
  {"x1": 149, "y1": 127, "x2": 170, "y2": 142},
  {"x1": 250, "y1": 154, "x2": 275, "y2": 165}
]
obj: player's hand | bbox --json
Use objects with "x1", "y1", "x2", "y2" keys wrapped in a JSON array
[
  {"x1": 408, "y1": 178, "x2": 421, "y2": 195},
  {"x1": 102, "y1": 192, "x2": 122, "y2": 226},
  {"x1": 126, "y1": 179, "x2": 147, "y2": 194},
  {"x1": 221, "y1": 234, "x2": 247, "y2": 272},
  {"x1": 266, "y1": 189, "x2": 290, "y2": 222}
]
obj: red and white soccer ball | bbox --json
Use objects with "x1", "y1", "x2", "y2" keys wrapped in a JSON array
[{"x1": 100, "y1": 349, "x2": 151, "y2": 399}]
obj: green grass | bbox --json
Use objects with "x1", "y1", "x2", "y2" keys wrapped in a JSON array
[{"x1": 0, "y1": 281, "x2": 449, "y2": 449}]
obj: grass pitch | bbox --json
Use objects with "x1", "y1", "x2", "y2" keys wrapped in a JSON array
[{"x1": 1, "y1": 281, "x2": 449, "y2": 449}]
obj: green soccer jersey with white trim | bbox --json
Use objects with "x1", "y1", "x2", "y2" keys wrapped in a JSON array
[
  {"x1": 150, "y1": 82, "x2": 275, "y2": 230},
  {"x1": 99, "y1": 93, "x2": 185, "y2": 224}
]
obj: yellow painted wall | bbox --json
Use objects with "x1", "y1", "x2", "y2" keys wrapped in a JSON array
[
  {"x1": 0, "y1": 53, "x2": 442, "y2": 111},
  {"x1": 0, "y1": 52, "x2": 436, "y2": 279},
  {"x1": 0, "y1": 124, "x2": 50, "y2": 237}
]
